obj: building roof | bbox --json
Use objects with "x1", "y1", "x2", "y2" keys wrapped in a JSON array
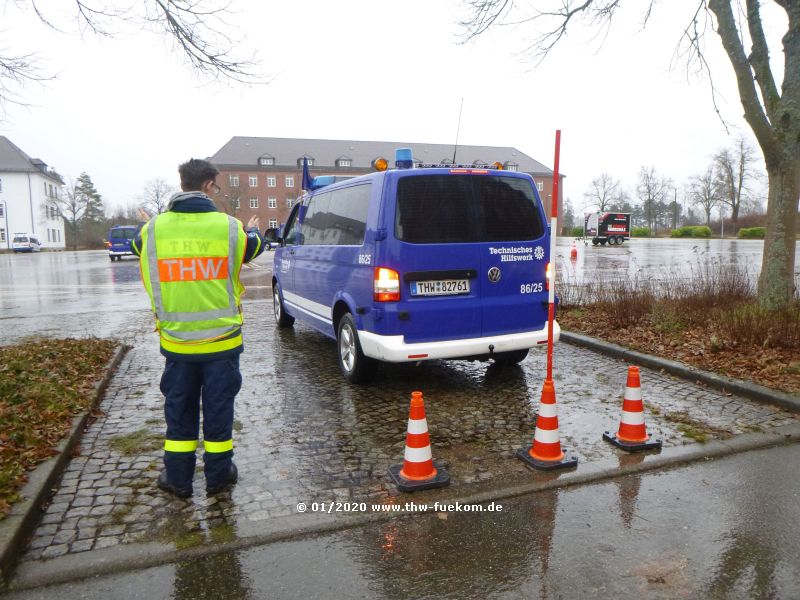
[
  {"x1": 0, "y1": 136, "x2": 64, "y2": 183},
  {"x1": 210, "y1": 136, "x2": 554, "y2": 176}
]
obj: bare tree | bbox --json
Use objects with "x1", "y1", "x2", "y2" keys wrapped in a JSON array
[
  {"x1": 54, "y1": 179, "x2": 90, "y2": 251},
  {"x1": 140, "y1": 178, "x2": 175, "y2": 215},
  {"x1": 636, "y1": 166, "x2": 671, "y2": 233},
  {"x1": 584, "y1": 173, "x2": 621, "y2": 212},
  {"x1": 1, "y1": 1, "x2": 263, "y2": 112},
  {"x1": 714, "y1": 136, "x2": 760, "y2": 235},
  {"x1": 688, "y1": 166, "x2": 721, "y2": 227},
  {"x1": 459, "y1": 0, "x2": 800, "y2": 309}
]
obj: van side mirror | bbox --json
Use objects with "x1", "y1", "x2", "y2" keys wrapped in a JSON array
[{"x1": 263, "y1": 227, "x2": 279, "y2": 243}]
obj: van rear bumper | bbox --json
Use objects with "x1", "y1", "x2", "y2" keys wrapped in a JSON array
[{"x1": 358, "y1": 322, "x2": 560, "y2": 363}]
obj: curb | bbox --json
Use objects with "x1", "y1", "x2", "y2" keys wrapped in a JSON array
[
  {"x1": 7, "y1": 423, "x2": 800, "y2": 592},
  {"x1": 560, "y1": 331, "x2": 800, "y2": 413},
  {"x1": 0, "y1": 343, "x2": 130, "y2": 589}
]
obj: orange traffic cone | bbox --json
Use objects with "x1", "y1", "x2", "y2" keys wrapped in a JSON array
[
  {"x1": 603, "y1": 366, "x2": 663, "y2": 451},
  {"x1": 570, "y1": 241, "x2": 578, "y2": 260},
  {"x1": 517, "y1": 379, "x2": 578, "y2": 470},
  {"x1": 388, "y1": 391, "x2": 450, "y2": 492}
]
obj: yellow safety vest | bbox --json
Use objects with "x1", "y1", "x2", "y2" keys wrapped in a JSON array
[{"x1": 140, "y1": 211, "x2": 247, "y2": 355}]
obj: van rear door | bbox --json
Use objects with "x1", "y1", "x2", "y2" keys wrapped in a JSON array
[
  {"x1": 392, "y1": 174, "x2": 482, "y2": 343},
  {"x1": 475, "y1": 175, "x2": 548, "y2": 337}
]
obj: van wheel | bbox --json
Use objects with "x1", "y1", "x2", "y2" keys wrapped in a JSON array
[
  {"x1": 273, "y1": 283, "x2": 295, "y2": 328},
  {"x1": 492, "y1": 349, "x2": 529, "y2": 366},
  {"x1": 337, "y1": 314, "x2": 376, "y2": 384}
]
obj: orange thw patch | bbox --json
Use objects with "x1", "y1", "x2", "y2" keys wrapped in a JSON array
[{"x1": 158, "y1": 257, "x2": 228, "y2": 282}]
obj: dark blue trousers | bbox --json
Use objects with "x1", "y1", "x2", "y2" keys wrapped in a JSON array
[{"x1": 159, "y1": 356, "x2": 242, "y2": 490}]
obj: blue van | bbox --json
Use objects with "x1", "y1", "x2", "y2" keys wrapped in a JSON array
[
  {"x1": 106, "y1": 225, "x2": 141, "y2": 261},
  {"x1": 270, "y1": 150, "x2": 558, "y2": 382}
]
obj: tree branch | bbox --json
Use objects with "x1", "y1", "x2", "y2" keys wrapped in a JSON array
[
  {"x1": 744, "y1": 0, "x2": 780, "y2": 121},
  {"x1": 708, "y1": 0, "x2": 778, "y2": 159}
]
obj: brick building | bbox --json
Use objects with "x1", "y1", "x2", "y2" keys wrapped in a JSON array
[{"x1": 208, "y1": 136, "x2": 564, "y2": 231}]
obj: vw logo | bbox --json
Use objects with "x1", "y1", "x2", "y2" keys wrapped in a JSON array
[{"x1": 487, "y1": 267, "x2": 501, "y2": 283}]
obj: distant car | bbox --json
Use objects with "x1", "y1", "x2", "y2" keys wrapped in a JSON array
[
  {"x1": 106, "y1": 225, "x2": 141, "y2": 261},
  {"x1": 12, "y1": 233, "x2": 42, "y2": 253}
]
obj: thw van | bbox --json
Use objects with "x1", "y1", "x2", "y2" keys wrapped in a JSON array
[{"x1": 269, "y1": 149, "x2": 558, "y2": 383}]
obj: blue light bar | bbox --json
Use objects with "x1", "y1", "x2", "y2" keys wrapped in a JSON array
[{"x1": 395, "y1": 148, "x2": 413, "y2": 169}]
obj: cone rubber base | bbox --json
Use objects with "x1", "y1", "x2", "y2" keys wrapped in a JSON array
[
  {"x1": 603, "y1": 431, "x2": 663, "y2": 452},
  {"x1": 388, "y1": 464, "x2": 450, "y2": 492},
  {"x1": 516, "y1": 448, "x2": 578, "y2": 471}
]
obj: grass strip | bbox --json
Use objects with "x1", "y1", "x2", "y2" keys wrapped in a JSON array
[{"x1": 0, "y1": 338, "x2": 118, "y2": 519}]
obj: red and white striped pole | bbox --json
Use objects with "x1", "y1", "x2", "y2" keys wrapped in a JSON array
[{"x1": 517, "y1": 130, "x2": 577, "y2": 471}]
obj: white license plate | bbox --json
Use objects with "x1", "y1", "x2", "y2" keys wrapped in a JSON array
[{"x1": 410, "y1": 279, "x2": 470, "y2": 296}]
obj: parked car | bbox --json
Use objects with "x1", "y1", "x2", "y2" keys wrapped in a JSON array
[
  {"x1": 12, "y1": 233, "x2": 41, "y2": 253},
  {"x1": 269, "y1": 148, "x2": 557, "y2": 383}
]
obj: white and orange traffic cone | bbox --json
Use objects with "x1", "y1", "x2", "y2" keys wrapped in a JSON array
[
  {"x1": 570, "y1": 241, "x2": 578, "y2": 260},
  {"x1": 517, "y1": 379, "x2": 578, "y2": 470},
  {"x1": 388, "y1": 391, "x2": 450, "y2": 492},
  {"x1": 603, "y1": 366, "x2": 663, "y2": 451}
]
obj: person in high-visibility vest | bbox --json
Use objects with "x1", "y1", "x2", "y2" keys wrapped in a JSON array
[{"x1": 132, "y1": 158, "x2": 265, "y2": 497}]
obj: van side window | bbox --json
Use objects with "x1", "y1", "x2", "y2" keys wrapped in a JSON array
[
  {"x1": 476, "y1": 177, "x2": 544, "y2": 241},
  {"x1": 283, "y1": 204, "x2": 302, "y2": 245},
  {"x1": 300, "y1": 193, "x2": 331, "y2": 245},
  {"x1": 326, "y1": 184, "x2": 371, "y2": 246}
]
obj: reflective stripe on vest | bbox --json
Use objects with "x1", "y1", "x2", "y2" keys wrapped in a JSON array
[{"x1": 141, "y1": 211, "x2": 246, "y2": 354}]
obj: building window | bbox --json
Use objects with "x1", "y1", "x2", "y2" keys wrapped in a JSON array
[
  {"x1": 537, "y1": 182, "x2": 544, "y2": 191},
  {"x1": 0, "y1": 204, "x2": 4, "y2": 217},
  {"x1": 0, "y1": 228, "x2": 5, "y2": 243},
  {"x1": 505, "y1": 163, "x2": 519, "y2": 172},
  {"x1": 297, "y1": 157, "x2": 314, "y2": 167},
  {"x1": 268, "y1": 197, "x2": 277, "y2": 209},
  {"x1": 47, "y1": 229, "x2": 51, "y2": 242},
  {"x1": 337, "y1": 159, "x2": 351, "y2": 168},
  {"x1": 259, "y1": 156, "x2": 274, "y2": 166},
  {"x1": 57, "y1": 230, "x2": 61, "y2": 242},
  {"x1": 268, "y1": 219, "x2": 278, "y2": 229},
  {"x1": 267, "y1": 176, "x2": 276, "y2": 187},
  {"x1": 285, "y1": 176, "x2": 294, "y2": 187},
  {"x1": 250, "y1": 198, "x2": 259, "y2": 209},
  {"x1": 231, "y1": 198, "x2": 240, "y2": 209},
  {"x1": 286, "y1": 198, "x2": 293, "y2": 208},
  {"x1": 248, "y1": 175, "x2": 258, "y2": 187},
  {"x1": 229, "y1": 175, "x2": 240, "y2": 187},
  {"x1": 0, "y1": 178, "x2": 3, "y2": 192}
]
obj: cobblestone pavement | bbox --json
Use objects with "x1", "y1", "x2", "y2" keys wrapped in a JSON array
[{"x1": 18, "y1": 290, "x2": 799, "y2": 565}]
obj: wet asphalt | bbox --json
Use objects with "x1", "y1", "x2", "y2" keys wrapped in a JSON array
[{"x1": 5, "y1": 443, "x2": 799, "y2": 599}]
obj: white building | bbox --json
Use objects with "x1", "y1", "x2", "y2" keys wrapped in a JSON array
[{"x1": 0, "y1": 136, "x2": 65, "y2": 250}]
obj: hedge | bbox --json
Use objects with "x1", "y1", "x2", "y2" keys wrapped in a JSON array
[
  {"x1": 670, "y1": 226, "x2": 712, "y2": 238},
  {"x1": 738, "y1": 227, "x2": 766, "y2": 239},
  {"x1": 631, "y1": 227, "x2": 650, "y2": 237}
]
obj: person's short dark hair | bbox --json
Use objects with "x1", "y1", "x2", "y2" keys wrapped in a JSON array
[{"x1": 178, "y1": 158, "x2": 220, "y2": 191}]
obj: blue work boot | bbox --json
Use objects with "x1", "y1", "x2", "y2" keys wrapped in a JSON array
[
  {"x1": 206, "y1": 463, "x2": 238, "y2": 495},
  {"x1": 157, "y1": 470, "x2": 193, "y2": 498}
]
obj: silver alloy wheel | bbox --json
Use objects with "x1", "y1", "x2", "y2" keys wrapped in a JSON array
[
  {"x1": 273, "y1": 288, "x2": 282, "y2": 322},
  {"x1": 339, "y1": 322, "x2": 356, "y2": 373}
]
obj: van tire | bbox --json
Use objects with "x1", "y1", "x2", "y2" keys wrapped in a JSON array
[
  {"x1": 492, "y1": 349, "x2": 529, "y2": 366},
  {"x1": 273, "y1": 283, "x2": 295, "y2": 328},
  {"x1": 337, "y1": 314, "x2": 376, "y2": 384}
]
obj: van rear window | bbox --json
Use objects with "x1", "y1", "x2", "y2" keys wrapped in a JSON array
[
  {"x1": 395, "y1": 175, "x2": 544, "y2": 244},
  {"x1": 110, "y1": 228, "x2": 137, "y2": 240}
]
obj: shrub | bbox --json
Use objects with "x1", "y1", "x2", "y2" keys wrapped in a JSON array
[
  {"x1": 631, "y1": 227, "x2": 650, "y2": 237},
  {"x1": 571, "y1": 226, "x2": 584, "y2": 237},
  {"x1": 738, "y1": 227, "x2": 766, "y2": 239},
  {"x1": 671, "y1": 226, "x2": 712, "y2": 238}
]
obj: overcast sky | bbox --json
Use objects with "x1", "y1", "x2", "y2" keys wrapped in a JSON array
[{"x1": 1, "y1": 1, "x2": 785, "y2": 215}]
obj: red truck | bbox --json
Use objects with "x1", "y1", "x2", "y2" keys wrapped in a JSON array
[{"x1": 584, "y1": 212, "x2": 631, "y2": 246}]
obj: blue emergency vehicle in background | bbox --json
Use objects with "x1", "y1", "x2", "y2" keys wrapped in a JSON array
[
  {"x1": 268, "y1": 148, "x2": 558, "y2": 383},
  {"x1": 106, "y1": 225, "x2": 141, "y2": 261}
]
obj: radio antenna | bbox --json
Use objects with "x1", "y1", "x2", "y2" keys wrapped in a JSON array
[{"x1": 452, "y1": 97, "x2": 464, "y2": 164}]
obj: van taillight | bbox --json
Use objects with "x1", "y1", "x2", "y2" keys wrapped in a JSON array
[
  {"x1": 374, "y1": 267, "x2": 400, "y2": 302},
  {"x1": 545, "y1": 262, "x2": 551, "y2": 291}
]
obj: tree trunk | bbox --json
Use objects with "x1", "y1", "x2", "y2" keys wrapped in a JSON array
[{"x1": 757, "y1": 160, "x2": 798, "y2": 310}]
